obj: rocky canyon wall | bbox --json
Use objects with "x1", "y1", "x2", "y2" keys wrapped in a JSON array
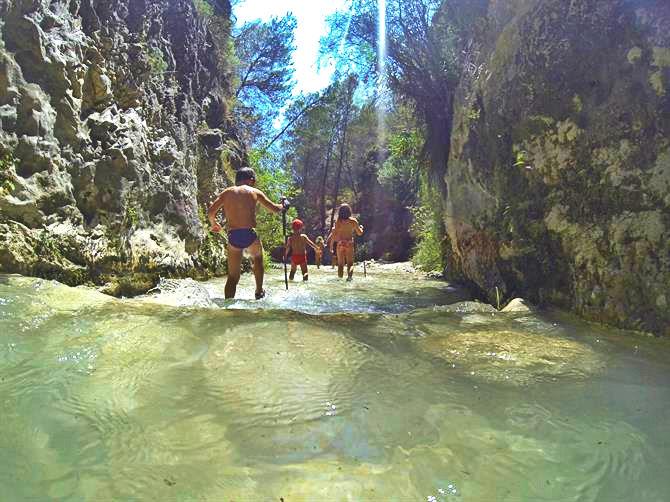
[
  {"x1": 442, "y1": 0, "x2": 670, "y2": 335},
  {"x1": 0, "y1": 0, "x2": 244, "y2": 294}
]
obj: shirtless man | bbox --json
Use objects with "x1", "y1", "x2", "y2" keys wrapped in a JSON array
[
  {"x1": 284, "y1": 219, "x2": 318, "y2": 281},
  {"x1": 329, "y1": 203, "x2": 364, "y2": 280},
  {"x1": 207, "y1": 167, "x2": 288, "y2": 299}
]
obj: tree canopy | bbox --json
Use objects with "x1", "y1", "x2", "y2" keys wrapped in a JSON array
[{"x1": 233, "y1": 14, "x2": 297, "y2": 145}]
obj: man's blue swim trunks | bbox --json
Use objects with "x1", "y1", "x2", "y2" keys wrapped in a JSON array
[{"x1": 228, "y1": 228, "x2": 258, "y2": 249}]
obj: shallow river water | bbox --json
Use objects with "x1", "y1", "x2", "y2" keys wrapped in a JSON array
[{"x1": 1, "y1": 264, "x2": 670, "y2": 501}]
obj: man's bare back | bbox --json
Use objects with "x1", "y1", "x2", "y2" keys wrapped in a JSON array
[
  {"x1": 209, "y1": 185, "x2": 281, "y2": 233},
  {"x1": 332, "y1": 218, "x2": 363, "y2": 243},
  {"x1": 220, "y1": 185, "x2": 263, "y2": 230}
]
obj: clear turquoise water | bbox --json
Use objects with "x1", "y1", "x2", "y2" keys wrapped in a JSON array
[{"x1": 1, "y1": 265, "x2": 670, "y2": 501}]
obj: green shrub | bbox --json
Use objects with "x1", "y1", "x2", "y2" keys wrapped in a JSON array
[
  {"x1": 125, "y1": 205, "x2": 139, "y2": 227},
  {"x1": 35, "y1": 230, "x2": 61, "y2": 259},
  {"x1": 249, "y1": 149, "x2": 299, "y2": 259},
  {"x1": 410, "y1": 180, "x2": 444, "y2": 272},
  {"x1": 122, "y1": 188, "x2": 141, "y2": 228},
  {"x1": 377, "y1": 129, "x2": 423, "y2": 207}
]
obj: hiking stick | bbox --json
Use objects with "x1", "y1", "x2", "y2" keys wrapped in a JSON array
[
  {"x1": 281, "y1": 206, "x2": 289, "y2": 291},
  {"x1": 358, "y1": 220, "x2": 367, "y2": 278}
]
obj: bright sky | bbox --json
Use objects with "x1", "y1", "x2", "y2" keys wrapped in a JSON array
[{"x1": 234, "y1": 0, "x2": 349, "y2": 95}]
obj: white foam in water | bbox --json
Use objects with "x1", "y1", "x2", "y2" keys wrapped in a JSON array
[{"x1": 142, "y1": 277, "x2": 216, "y2": 308}]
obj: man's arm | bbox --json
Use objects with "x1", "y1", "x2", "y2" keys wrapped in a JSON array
[
  {"x1": 353, "y1": 218, "x2": 364, "y2": 236},
  {"x1": 207, "y1": 193, "x2": 226, "y2": 233},
  {"x1": 326, "y1": 228, "x2": 335, "y2": 253},
  {"x1": 254, "y1": 188, "x2": 283, "y2": 213}
]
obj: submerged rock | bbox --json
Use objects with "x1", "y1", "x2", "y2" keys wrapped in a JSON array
[
  {"x1": 501, "y1": 298, "x2": 535, "y2": 313},
  {"x1": 416, "y1": 327, "x2": 606, "y2": 387}
]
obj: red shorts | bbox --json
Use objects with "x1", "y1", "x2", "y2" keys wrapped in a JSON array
[{"x1": 291, "y1": 254, "x2": 307, "y2": 266}]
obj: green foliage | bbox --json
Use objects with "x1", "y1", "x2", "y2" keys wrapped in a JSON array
[
  {"x1": 193, "y1": 0, "x2": 214, "y2": 18},
  {"x1": 513, "y1": 149, "x2": 531, "y2": 169},
  {"x1": 148, "y1": 47, "x2": 167, "y2": 75},
  {"x1": 249, "y1": 149, "x2": 299, "y2": 261},
  {"x1": 35, "y1": 230, "x2": 62, "y2": 259},
  {"x1": 410, "y1": 180, "x2": 444, "y2": 272},
  {"x1": 320, "y1": 0, "x2": 464, "y2": 97},
  {"x1": 197, "y1": 204, "x2": 227, "y2": 267},
  {"x1": 233, "y1": 15, "x2": 297, "y2": 146},
  {"x1": 378, "y1": 127, "x2": 423, "y2": 207},
  {"x1": 125, "y1": 206, "x2": 139, "y2": 227},
  {"x1": 122, "y1": 188, "x2": 141, "y2": 228},
  {"x1": 0, "y1": 150, "x2": 16, "y2": 196},
  {"x1": 203, "y1": 7, "x2": 237, "y2": 96}
]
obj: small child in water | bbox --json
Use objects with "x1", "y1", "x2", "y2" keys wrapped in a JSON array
[
  {"x1": 329, "y1": 203, "x2": 364, "y2": 280},
  {"x1": 284, "y1": 219, "x2": 318, "y2": 281},
  {"x1": 314, "y1": 236, "x2": 325, "y2": 268}
]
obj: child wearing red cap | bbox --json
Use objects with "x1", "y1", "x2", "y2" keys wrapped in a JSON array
[{"x1": 284, "y1": 219, "x2": 319, "y2": 281}]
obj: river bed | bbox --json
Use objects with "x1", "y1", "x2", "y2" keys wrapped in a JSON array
[{"x1": 1, "y1": 265, "x2": 669, "y2": 501}]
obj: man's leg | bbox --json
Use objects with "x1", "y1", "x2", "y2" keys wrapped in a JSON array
[
  {"x1": 346, "y1": 246, "x2": 355, "y2": 280},
  {"x1": 300, "y1": 262, "x2": 308, "y2": 281},
  {"x1": 289, "y1": 263, "x2": 296, "y2": 280},
  {"x1": 248, "y1": 240, "x2": 264, "y2": 297},
  {"x1": 225, "y1": 245, "x2": 243, "y2": 298},
  {"x1": 337, "y1": 246, "x2": 345, "y2": 278}
]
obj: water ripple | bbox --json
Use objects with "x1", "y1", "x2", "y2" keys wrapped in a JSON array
[{"x1": 1, "y1": 272, "x2": 669, "y2": 500}]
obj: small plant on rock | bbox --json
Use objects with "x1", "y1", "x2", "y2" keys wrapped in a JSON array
[
  {"x1": 193, "y1": 0, "x2": 214, "y2": 18},
  {"x1": 513, "y1": 150, "x2": 532, "y2": 170},
  {"x1": 0, "y1": 150, "x2": 17, "y2": 196},
  {"x1": 467, "y1": 106, "x2": 481, "y2": 121},
  {"x1": 148, "y1": 47, "x2": 168, "y2": 75},
  {"x1": 125, "y1": 205, "x2": 139, "y2": 227},
  {"x1": 35, "y1": 230, "x2": 62, "y2": 259},
  {"x1": 122, "y1": 187, "x2": 141, "y2": 228}
]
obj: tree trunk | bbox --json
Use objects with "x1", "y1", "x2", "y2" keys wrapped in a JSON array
[
  {"x1": 319, "y1": 123, "x2": 338, "y2": 235},
  {"x1": 329, "y1": 82, "x2": 355, "y2": 231}
]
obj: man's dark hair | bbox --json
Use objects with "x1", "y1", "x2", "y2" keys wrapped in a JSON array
[
  {"x1": 338, "y1": 203, "x2": 352, "y2": 220},
  {"x1": 235, "y1": 167, "x2": 256, "y2": 185}
]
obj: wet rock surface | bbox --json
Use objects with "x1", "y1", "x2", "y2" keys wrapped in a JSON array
[
  {"x1": 0, "y1": 0, "x2": 244, "y2": 293},
  {"x1": 442, "y1": 0, "x2": 670, "y2": 335}
]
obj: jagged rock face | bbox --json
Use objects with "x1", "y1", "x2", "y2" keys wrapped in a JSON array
[
  {"x1": 0, "y1": 0, "x2": 244, "y2": 294},
  {"x1": 444, "y1": 0, "x2": 670, "y2": 335}
]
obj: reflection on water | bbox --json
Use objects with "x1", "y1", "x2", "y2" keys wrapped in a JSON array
[{"x1": 1, "y1": 267, "x2": 670, "y2": 500}]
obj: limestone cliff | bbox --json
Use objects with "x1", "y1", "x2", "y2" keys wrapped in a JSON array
[
  {"x1": 442, "y1": 0, "x2": 670, "y2": 335},
  {"x1": 0, "y1": 0, "x2": 244, "y2": 294}
]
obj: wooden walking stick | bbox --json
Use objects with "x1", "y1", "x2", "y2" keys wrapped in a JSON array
[{"x1": 281, "y1": 201, "x2": 289, "y2": 291}]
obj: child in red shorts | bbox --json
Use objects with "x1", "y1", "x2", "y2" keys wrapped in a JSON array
[{"x1": 284, "y1": 219, "x2": 318, "y2": 281}]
